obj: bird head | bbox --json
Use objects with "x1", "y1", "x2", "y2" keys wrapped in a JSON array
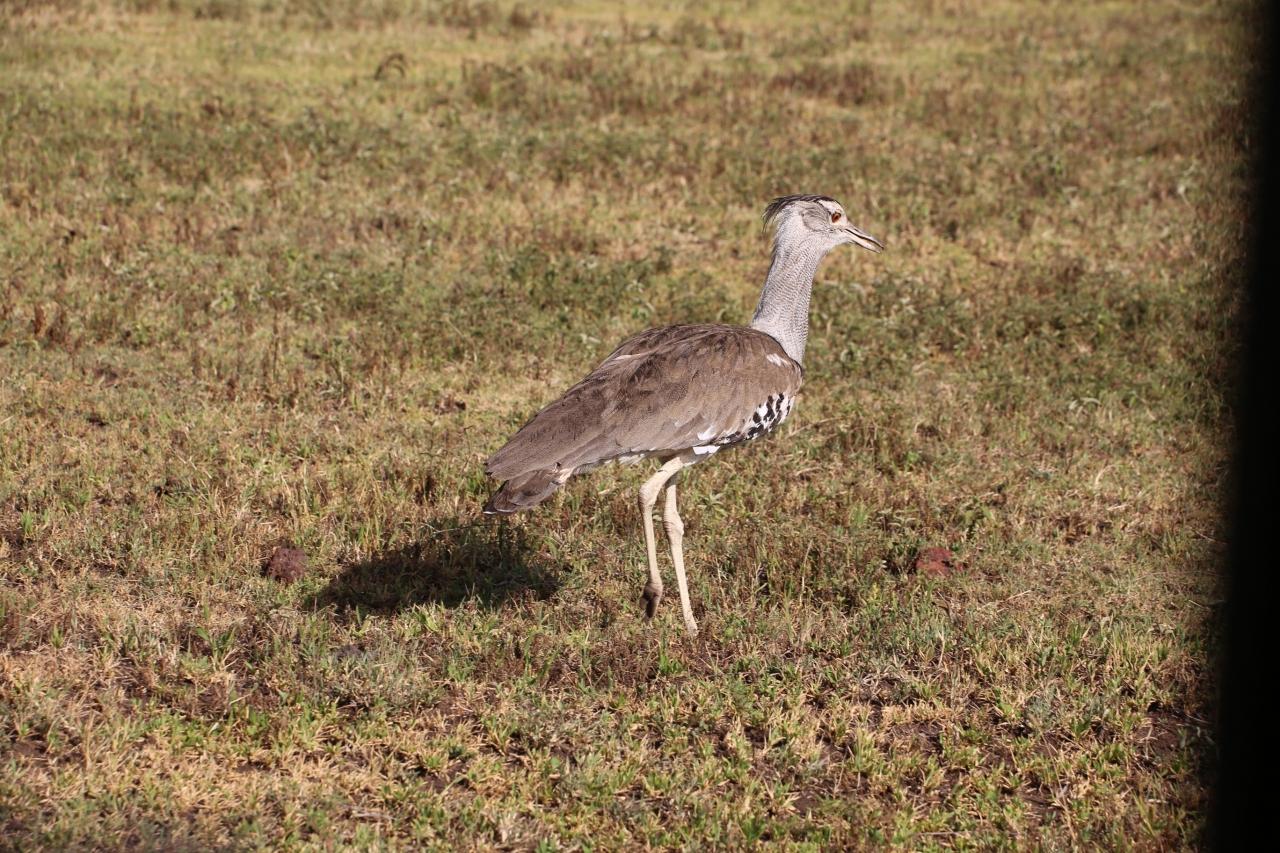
[{"x1": 762, "y1": 194, "x2": 883, "y2": 255}]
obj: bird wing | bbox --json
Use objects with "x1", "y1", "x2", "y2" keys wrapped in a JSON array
[{"x1": 485, "y1": 324, "x2": 803, "y2": 480}]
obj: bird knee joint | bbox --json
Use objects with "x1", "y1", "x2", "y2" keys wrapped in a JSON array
[{"x1": 663, "y1": 516, "x2": 684, "y2": 537}]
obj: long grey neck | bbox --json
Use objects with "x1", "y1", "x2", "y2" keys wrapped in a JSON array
[{"x1": 749, "y1": 240, "x2": 826, "y2": 364}]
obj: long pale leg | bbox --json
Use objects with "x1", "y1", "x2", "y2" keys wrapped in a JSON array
[
  {"x1": 662, "y1": 478, "x2": 698, "y2": 636},
  {"x1": 639, "y1": 456, "x2": 686, "y2": 619}
]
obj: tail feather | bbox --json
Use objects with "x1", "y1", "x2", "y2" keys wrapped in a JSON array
[{"x1": 483, "y1": 469, "x2": 564, "y2": 515}]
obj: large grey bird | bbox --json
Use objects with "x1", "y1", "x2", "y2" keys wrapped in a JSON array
[{"x1": 484, "y1": 195, "x2": 883, "y2": 634}]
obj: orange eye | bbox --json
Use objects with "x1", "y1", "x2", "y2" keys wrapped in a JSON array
[{"x1": 831, "y1": 211, "x2": 842, "y2": 223}]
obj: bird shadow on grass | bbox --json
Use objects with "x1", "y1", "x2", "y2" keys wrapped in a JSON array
[{"x1": 308, "y1": 518, "x2": 562, "y2": 616}]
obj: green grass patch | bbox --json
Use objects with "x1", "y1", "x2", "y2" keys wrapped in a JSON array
[{"x1": 0, "y1": 0, "x2": 1245, "y2": 847}]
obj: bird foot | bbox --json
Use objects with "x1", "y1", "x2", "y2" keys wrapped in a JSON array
[{"x1": 642, "y1": 583, "x2": 662, "y2": 619}]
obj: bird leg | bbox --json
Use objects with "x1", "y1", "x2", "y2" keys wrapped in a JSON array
[
  {"x1": 662, "y1": 478, "x2": 698, "y2": 636},
  {"x1": 638, "y1": 456, "x2": 686, "y2": 620}
]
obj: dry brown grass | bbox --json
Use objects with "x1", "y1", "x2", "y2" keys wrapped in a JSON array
[{"x1": 0, "y1": 0, "x2": 1249, "y2": 847}]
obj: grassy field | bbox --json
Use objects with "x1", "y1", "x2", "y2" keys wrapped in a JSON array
[{"x1": 0, "y1": 0, "x2": 1249, "y2": 848}]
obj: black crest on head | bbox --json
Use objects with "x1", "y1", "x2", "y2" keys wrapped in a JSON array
[{"x1": 762, "y1": 194, "x2": 836, "y2": 230}]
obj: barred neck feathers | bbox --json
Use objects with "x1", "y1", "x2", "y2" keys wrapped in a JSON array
[{"x1": 749, "y1": 226, "x2": 828, "y2": 364}]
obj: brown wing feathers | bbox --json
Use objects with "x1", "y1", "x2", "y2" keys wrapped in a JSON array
[
  {"x1": 484, "y1": 324, "x2": 802, "y2": 514},
  {"x1": 483, "y1": 469, "x2": 563, "y2": 514}
]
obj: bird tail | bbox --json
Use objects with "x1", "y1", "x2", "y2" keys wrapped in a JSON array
[{"x1": 483, "y1": 469, "x2": 564, "y2": 515}]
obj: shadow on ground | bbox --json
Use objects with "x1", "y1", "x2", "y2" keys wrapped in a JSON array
[{"x1": 309, "y1": 518, "x2": 562, "y2": 615}]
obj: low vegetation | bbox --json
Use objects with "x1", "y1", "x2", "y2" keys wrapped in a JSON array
[{"x1": 0, "y1": 0, "x2": 1248, "y2": 847}]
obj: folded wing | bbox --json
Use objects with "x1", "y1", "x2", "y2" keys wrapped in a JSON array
[{"x1": 485, "y1": 324, "x2": 804, "y2": 484}]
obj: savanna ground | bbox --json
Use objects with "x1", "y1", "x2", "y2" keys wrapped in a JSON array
[{"x1": 0, "y1": 0, "x2": 1251, "y2": 848}]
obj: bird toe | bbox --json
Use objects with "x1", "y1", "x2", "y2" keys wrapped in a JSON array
[{"x1": 642, "y1": 583, "x2": 662, "y2": 618}]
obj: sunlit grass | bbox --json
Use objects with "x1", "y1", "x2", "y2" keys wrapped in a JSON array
[{"x1": 0, "y1": 0, "x2": 1245, "y2": 847}]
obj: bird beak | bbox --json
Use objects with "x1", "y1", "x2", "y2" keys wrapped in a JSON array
[{"x1": 844, "y1": 224, "x2": 883, "y2": 253}]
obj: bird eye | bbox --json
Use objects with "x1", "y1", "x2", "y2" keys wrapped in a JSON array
[{"x1": 831, "y1": 211, "x2": 842, "y2": 223}]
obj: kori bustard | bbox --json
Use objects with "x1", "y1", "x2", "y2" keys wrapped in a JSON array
[{"x1": 484, "y1": 195, "x2": 883, "y2": 635}]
